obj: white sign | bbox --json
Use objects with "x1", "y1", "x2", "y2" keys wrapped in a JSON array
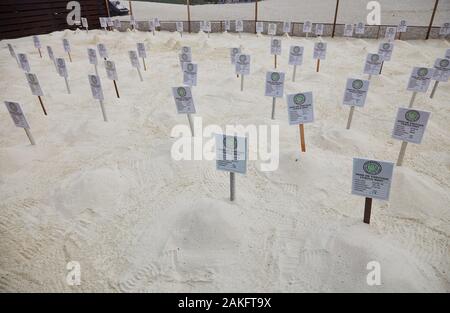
[
  {"x1": 256, "y1": 21, "x2": 264, "y2": 34},
  {"x1": 313, "y1": 42, "x2": 327, "y2": 60},
  {"x1": 385, "y1": 26, "x2": 396, "y2": 41},
  {"x1": 432, "y1": 58, "x2": 450, "y2": 82},
  {"x1": 235, "y1": 20, "x2": 243, "y2": 32},
  {"x1": 183, "y1": 63, "x2": 198, "y2": 86},
  {"x1": 352, "y1": 158, "x2": 394, "y2": 201},
  {"x1": 283, "y1": 22, "x2": 292, "y2": 33},
  {"x1": 392, "y1": 108, "x2": 430, "y2": 144},
  {"x1": 268, "y1": 23, "x2": 277, "y2": 36},
  {"x1": 363, "y1": 53, "x2": 383, "y2": 75},
  {"x1": 235, "y1": 54, "x2": 250, "y2": 75},
  {"x1": 81, "y1": 17, "x2": 88, "y2": 29},
  {"x1": 289, "y1": 46, "x2": 304, "y2": 65},
  {"x1": 397, "y1": 20, "x2": 407, "y2": 33},
  {"x1": 303, "y1": 21, "x2": 312, "y2": 33},
  {"x1": 344, "y1": 24, "x2": 354, "y2": 37},
  {"x1": 129, "y1": 51, "x2": 140, "y2": 68},
  {"x1": 179, "y1": 51, "x2": 192, "y2": 69},
  {"x1": 107, "y1": 17, "x2": 113, "y2": 27},
  {"x1": 181, "y1": 46, "x2": 192, "y2": 56},
  {"x1": 271, "y1": 38, "x2": 282, "y2": 55},
  {"x1": 148, "y1": 20, "x2": 154, "y2": 31},
  {"x1": 87, "y1": 48, "x2": 97, "y2": 65},
  {"x1": 265, "y1": 72, "x2": 285, "y2": 98},
  {"x1": 176, "y1": 21, "x2": 183, "y2": 32},
  {"x1": 446, "y1": 49, "x2": 450, "y2": 59},
  {"x1": 407, "y1": 67, "x2": 434, "y2": 92},
  {"x1": 439, "y1": 22, "x2": 450, "y2": 36},
  {"x1": 63, "y1": 39, "x2": 71, "y2": 52},
  {"x1": 56, "y1": 58, "x2": 68, "y2": 77},
  {"x1": 25, "y1": 73, "x2": 43, "y2": 96},
  {"x1": 199, "y1": 21, "x2": 205, "y2": 32},
  {"x1": 172, "y1": 86, "x2": 195, "y2": 114},
  {"x1": 224, "y1": 20, "x2": 230, "y2": 31},
  {"x1": 46, "y1": 46, "x2": 54, "y2": 61},
  {"x1": 205, "y1": 21, "x2": 212, "y2": 33},
  {"x1": 315, "y1": 24, "x2": 324, "y2": 36},
  {"x1": 215, "y1": 134, "x2": 247, "y2": 174},
  {"x1": 18, "y1": 53, "x2": 30, "y2": 72},
  {"x1": 130, "y1": 16, "x2": 137, "y2": 27},
  {"x1": 355, "y1": 22, "x2": 365, "y2": 34},
  {"x1": 154, "y1": 18, "x2": 160, "y2": 27},
  {"x1": 33, "y1": 35, "x2": 41, "y2": 48},
  {"x1": 7, "y1": 43, "x2": 16, "y2": 59},
  {"x1": 343, "y1": 78, "x2": 370, "y2": 107},
  {"x1": 230, "y1": 47, "x2": 241, "y2": 65},
  {"x1": 287, "y1": 92, "x2": 314, "y2": 125},
  {"x1": 137, "y1": 43, "x2": 147, "y2": 58},
  {"x1": 100, "y1": 17, "x2": 107, "y2": 28},
  {"x1": 105, "y1": 60, "x2": 118, "y2": 81},
  {"x1": 97, "y1": 43, "x2": 108, "y2": 59},
  {"x1": 114, "y1": 19, "x2": 121, "y2": 29},
  {"x1": 4, "y1": 101, "x2": 30, "y2": 129},
  {"x1": 88, "y1": 74, "x2": 104, "y2": 100},
  {"x1": 378, "y1": 42, "x2": 394, "y2": 61}
]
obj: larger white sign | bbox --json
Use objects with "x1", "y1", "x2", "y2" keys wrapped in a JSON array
[
  {"x1": 271, "y1": 38, "x2": 282, "y2": 55},
  {"x1": 172, "y1": 86, "x2": 196, "y2": 114},
  {"x1": 268, "y1": 23, "x2": 277, "y2": 36},
  {"x1": 283, "y1": 22, "x2": 292, "y2": 33},
  {"x1": 363, "y1": 53, "x2": 383, "y2": 75},
  {"x1": 25, "y1": 73, "x2": 43, "y2": 96},
  {"x1": 105, "y1": 60, "x2": 118, "y2": 81},
  {"x1": 287, "y1": 92, "x2": 314, "y2": 125},
  {"x1": 343, "y1": 78, "x2": 370, "y2": 107},
  {"x1": 87, "y1": 48, "x2": 98, "y2": 65},
  {"x1": 4, "y1": 101, "x2": 30, "y2": 129},
  {"x1": 18, "y1": 53, "x2": 30, "y2": 72},
  {"x1": 235, "y1": 20, "x2": 244, "y2": 32},
  {"x1": 397, "y1": 20, "x2": 408, "y2": 33},
  {"x1": 378, "y1": 42, "x2": 394, "y2": 61},
  {"x1": 392, "y1": 108, "x2": 430, "y2": 144},
  {"x1": 407, "y1": 67, "x2": 434, "y2": 92},
  {"x1": 215, "y1": 134, "x2": 247, "y2": 174},
  {"x1": 352, "y1": 158, "x2": 394, "y2": 201},
  {"x1": 385, "y1": 26, "x2": 396, "y2": 41},
  {"x1": 129, "y1": 51, "x2": 140, "y2": 68},
  {"x1": 355, "y1": 22, "x2": 365, "y2": 34},
  {"x1": 230, "y1": 47, "x2": 241, "y2": 64},
  {"x1": 56, "y1": 58, "x2": 68, "y2": 77},
  {"x1": 265, "y1": 72, "x2": 285, "y2": 97},
  {"x1": 97, "y1": 43, "x2": 108, "y2": 59},
  {"x1": 303, "y1": 21, "x2": 312, "y2": 33},
  {"x1": 137, "y1": 43, "x2": 147, "y2": 58},
  {"x1": 88, "y1": 75, "x2": 104, "y2": 100},
  {"x1": 432, "y1": 58, "x2": 450, "y2": 82},
  {"x1": 235, "y1": 54, "x2": 250, "y2": 75},
  {"x1": 289, "y1": 46, "x2": 304, "y2": 65},
  {"x1": 313, "y1": 42, "x2": 327, "y2": 60},
  {"x1": 183, "y1": 63, "x2": 198, "y2": 86}
]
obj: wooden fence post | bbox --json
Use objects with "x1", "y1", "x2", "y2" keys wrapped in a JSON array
[
  {"x1": 426, "y1": 0, "x2": 439, "y2": 40},
  {"x1": 332, "y1": 0, "x2": 340, "y2": 38},
  {"x1": 254, "y1": 0, "x2": 258, "y2": 34},
  {"x1": 187, "y1": 0, "x2": 191, "y2": 33}
]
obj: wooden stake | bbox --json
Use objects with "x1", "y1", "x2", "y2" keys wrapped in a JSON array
[
  {"x1": 240, "y1": 74, "x2": 244, "y2": 91},
  {"x1": 24, "y1": 128, "x2": 36, "y2": 145},
  {"x1": 363, "y1": 197, "x2": 372, "y2": 224},
  {"x1": 187, "y1": 0, "x2": 191, "y2": 33},
  {"x1": 409, "y1": 91, "x2": 417, "y2": 108},
  {"x1": 379, "y1": 61, "x2": 384, "y2": 74},
  {"x1": 64, "y1": 77, "x2": 71, "y2": 94},
  {"x1": 99, "y1": 100, "x2": 108, "y2": 121},
  {"x1": 136, "y1": 67, "x2": 143, "y2": 81},
  {"x1": 230, "y1": 172, "x2": 235, "y2": 201},
  {"x1": 142, "y1": 58, "x2": 147, "y2": 71},
  {"x1": 331, "y1": 0, "x2": 340, "y2": 38},
  {"x1": 376, "y1": 25, "x2": 381, "y2": 39},
  {"x1": 68, "y1": 52, "x2": 72, "y2": 62},
  {"x1": 187, "y1": 113, "x2": 194, "y2": 136},
  {"x1": 292, "y1": 65, "x2": 297, "y2": 82},
  {"x1": 430, "y1": 81, "x2": 439, "y2": 98},
  {"x1": 254, "y1": 0, "x2": 258, "y2": 34},
  {"x1": 346, "y1": 106, "x2": 355, "y2": 129},
  {"x1": 299, "y1": 124, "x2": 306, "y2": 152},
  {"x1": 271, "y1": 97, "x2": 276, "y2": 119},
  {"x1": 113, "y1": 80, "x2": 120, "y2": 98},
  {"x1": 274, "y1": 55, "x2": 277, "y2": 68},
  {"x1": 396, "y1": 141, "x2": 408, "y2": 166},
  {"x1": 426, "y1": 0, "x2": 439, "y2": 40},
  {"x1": 316, "y1": 59, "x2": 320, "y2": 72},
  {"x1": 37, "y1": 96, "x2": 47, "y2": 115}
]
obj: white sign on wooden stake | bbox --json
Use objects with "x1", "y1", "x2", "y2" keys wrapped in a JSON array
[
  {"x1": 46, "y1": 46, "x2": 55, "y2": 61},
  {"x1": 63, "y1": 39, "x2": 71, "y2": 52},
  {"x1": 172, "y1": 86, "x2": 196, "y2": 114},
  {"x1": 315, "y1": 24, "x2": 324, "y2": 36},
  {"x1": 81, "y1": 17, "x2": 88, "y2": 30},
  {"x1": 343, "y1": 24, "x2": 354, "y2": 37},
  {"x1": 385, "y1": 27, "x2": 396, "y2": 41},
  {"x1": 235, "y1": 54, "x2": 250, "y2": 75},
  {"x1": 397, "y1": 20, "x2": 408, "y2": 33},
  {"x1": 407, "y1": 67, "x2": 434, "y2": 92},
  {"x1": 378, "y1": 42, "x2": 394, "y2": 61},
  {"x1": 392, "y1": 108, "x2": 430, "y2": 144},
  {"x1": 215, "y1": 134, "x2": 248, "y2": 174},
  {"x1": 5, "y1": 101, "x2": 30, "y2": 129},
  {"x1": 283, "y1": 22, "x2": 292, "y2": 34},
  {"x1": 18, "y1": 53, "x2": 30, "y2": 72},
  {"x1": 352, "y1": 158, "x2": 394, "y2": 201},
  {"x1": 33, "y1": 35, "x2": 41, "y2": 48},
  {"x1": 97, "y1": 43, "x2": 108, "y2": 59},
  {"x1": 313, "y1": 42, "x2": 327, "y2": 59},
  {"x1": 56, "y1": 58, "x2": 68, "y2": 77},
  {"x1": 88, "y1": 74, "x2": 104, "y2": 100},
  {"x1": 287, "y1": 92, "x2": 314, "y2": 124},
  {"x1": 176, "y1": 21, "x2": 184, "y2": 33},
  {"x1": 224, "y1": 20, "x2": 230, "y2": 31},
  {"x1": 137, "y1": 43, "x2": 147, "y2": 58},
  {"x1": 439, "y1": 22, "x2": 450, "y2": 36},
  {"x1": 256, "y1": 22, "x2": 264, "y2": 34},
  {"x1": 271, "y1": 38, "x2": 282, "y2": 55},
  {"x1": 105, "y1": 60, "x2": 118, "y2": 80},
  {"x1": 268, "y1": 23, "x2": 277, "y2": 36},
  {"x1": 355, "y1": 22, "x2": 365, "y2": 35},
  {"x1": 265, "y1": 72, "x2": 285, "y2": 97},
  {"x1": 25, "y1": 73, "x2": 43, "y2": 96},
  {"x1": 230, "y1": 47, "x2": 241, "y2": 64},
  {"x1": 364, "y1": 53, "x2": 383, "y2": 75},
  {"x1": 183, "y1": 63, "x2": 198, "y2": 86},
  {"x1": 289, "y1": 46, "x2": 304, "y2": 65},
  {"x1": 432, "y1": 58, "x2": 450, "y2": 82},
  {"x1": 87, "y1": 48, "x2": 98, "y2": 64},
  {"x1": 235, "y1": 20, "x2": 244, "y2": 33},
  {"x1": 343, "y1": 78, "x2": 370, "y2": 107},
  {"x1": 303, "y1": 21, "x2": 312, "y2": 34}
]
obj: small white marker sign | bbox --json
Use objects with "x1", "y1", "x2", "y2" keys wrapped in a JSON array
[
  {"x1": 56, "y1": 58, "x2": 68, "y2": 77},
  {"x1": 204, "y1": 21, "x2": 212, "y2": 33},
  {"x1": 25, "y1": 73, "x2": 43, "y2": 96},
  {"x1": 176, "y1": 21, "x2": 183, "y2": 33},
  {"x1": 363, "y1": 53, "x2": 383, "y2": 75},
  {"x1": 7, "y1": 43, "x2": 16, "y2": 59},
  {"x1": 81, "y1": 17, "x2": 88, "y2": 29},
  {"x1": 303, "y1": 21, "x2": 312, "y2": 34},
  {"x1": 148, "y1": 20, "x2": 154, "y2": 31},
  {"x1": 105, "y1": 60, "x2": 118, "y2": 80},
  {"x1": 63, "y1": 39, "x2": 71, "y2": 52},
  {"x1": 114, "y1": 19, "x2": 121, "y2": 29},
  {"x1": 439, "y1": 22, "x2": 450, "y2": 36},
  {"x1": 343, "y1": 79, "x2": 370, "y2": 107},
  {"x1": 287, "y1": 92, "x2": 314, "y2": 125},
  {"x1": 5, "y1": 101, "x2": 30, "y2": 129},
  {"x1": 235, "y1": 54, "x2": 250, "y2": 75},
  {"x1": 215, "y1": 134, "x2": 248, "y2": 174},
  {"x1": 129, "y1": 51, "x2": 140, "y2": 68},
  {"x1": 378, "y1": 42, "x2": 394, "y2": 61},
  {"x1": 397, "y1": 20, "x2": 407, "y2": 33},
  {"x1": 154, "y1": 18, "x2": 160, "y2": 27},
  {"x1": 107, "y1": 17, "x2": 113, "y2": 27},
  {"x1": 271, "y1": 38, "x2": 282, "y2": 55},
  {"x1": 97, "y1": 43, "x2": 108, "y2": 59},
  {"x1": 343, "y1": 24, "x2": 354, "y2": 37},
  {"x1": 352, "y1": 158, "x2": 394, "y2": 201},
  {"x1": 230, "y1": 47, "x2": 241, "y2": 65},
  {"x1": 88, "y1": 74, "x2": 104, "y2": 100},
  {"x1": 392, "y1": 108, "x2": 430, "y2": 144},
  {"x1": 313, "y1": 42, "x2": 327, "y2": 60},
  {"x1": 268, "y1": 23, "x2": 277, "y2": 36},
  {"x1": 407, "y1": 67, "x2": 434, "y2": 92},
  {"x1": 172, "y1": 86, "x2": 195, "y2": 114},
  {"x1": 47, "y1": 46, "x2": 54, "y2": 61},
  {"x1": 100, "y1": 17, "x2": 107, "y2": 28},
  {"x1": 137, "y1": 43, "x2": 147, "y2": 58},
  {"x1": 224, "y1": 20, "x2": 231, "y2": 31},
  {"x1": 183, "y1": 63, "x2": 198, "y2": 86},
  {"x1": 256, "y1": 22, "x2": 264, "y2": 34},
  {"x1": 87, "y1": 48, "x2": 98, "y2": 65},
  {"x1": 265, "y1": 72, "x2": 285, "y2": 97},
  {"x1": 18, "y1": 53, "x2": 30, "y2": 72},
  {"x1": 315, "y1": 24, "x2": 324, "y2": 36},
  {"x1": 33, "y1": 35, "x2": 41, "y2": 48},
  {"x1": 283, "y1": 22, "x2": 292, "y2": 34},
  {"x1": 355, "y1": 22, "x2": 365, "y2": 35},
  {"x1": 289, "y1": 46, "x2": 304, "y2": 65},
  {"x1": 432, "y1": 58, "x2": 450, "y2": 82},
  {"x1": 235, "y1": 20, "x2": 244, "y2": 32},
  {"x1": 385, "y1": 26, "x2": 396, "y2": 41},
  {"x1": 179, "y1": 51, "x2": 192, "y2": 69}
]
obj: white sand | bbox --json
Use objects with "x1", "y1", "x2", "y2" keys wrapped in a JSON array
[
  {"x1": 1, "y1": 29, "x2": 449, "y2": 292},
  {"x1": 122, "y1": 0, "x2": 450, "y2": 26}
]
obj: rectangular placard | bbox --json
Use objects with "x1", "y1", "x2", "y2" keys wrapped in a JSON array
[
  {"x1": 87, "y1": 48, "x2": 98, "y2": 65},
  {"x1": 407, "y1": 67, "x2": 434, "y2": 92},
  {"x1": 137, "y1": 43, "x2": 147, "y2": 58},
  {"x1": 265, "y1": 72, "x2": 285, "y2": 98},
  {"x1": 439, "y1": 22, "x2": 450, "y2": 36},
  {"x1": 397, "y1": 20, "x2": 407, "y2": 33},
  {"x1": 105, "y1": 60, "x2": 118, "y2": 81},
  {"x1": 343, "y1": 78, "x2": 370, "y2": 107},
  {"x1": 107, "y1": 17, "x2": 113, "y2": 27},
  {"x1": 88, "y1": 74, "x2": 104, "y2": 100},
  {"x1": 256, "y1": 21, "x2": 264, "y2": 34},
  {"x1": 270, "y1": 38, "x2": 282, "y2": 55},
  {"x1": 385, "y1": 26, "x2": 396, "y2": 41},
  {"x1": 313, "y1": 42, "x2": 327, "y2": 60},
  {"x1": 432, "y1": 58, "x2": 450, "y2": 82},
  {"x1": 33, "y1": 35, "x2": 41, "y2": 48},
  {"x1": 378, "y1": 42, "x2": 394, "y2": 61},
  {"x1": 25, "y1": 73, "x2": 43, "y2": 96},
  {"x1": 18, "y1": 53, "x2": 30, "y2": 72},
  {"x1": 230, "y1": 47, "x2": 241, "y2": 65},
  {"x1": 224, "y1": 20, "x2": 230, "y2": 31},
  {"x1": 235, "y1": 54, "x2": 250, "y2": 75},
  {"x1": 129, "y1": 51, "x2": 140, "y2": 68},
  {"x1": 100, "y1": 17, "x2": 107, "y2": 28},
  {"x1": 148, "y1": 20, "x2": 154, "y2": 31},
  {"x1": 235, "y1": 20, "x2": 243, "y2": 32},
  {"x1": 446, "y1": 49, "x2": 450, "y2": 59},
  {"x1": 199, "y1": 21, "x2": 205, "y2": 32},
  {"x1": 154, "y1": 18, "x2": 160, "y2": 27},
  {"x1": 352, "y1": 158, "x2": 394, "y2": 200},
  {"x1": 7, "y1": 43, "x2": 16, "y2": 58},
  {"x1": 114, "y1": 19, "x2": 121, "y2": 29},
  {"x1": 204, "y1": 21, "x2": 212, "y2": 33},
  {"x1": 287, "y1": 92, "x2": 314, "y2": 125},
  {"x1": 215, "y1": 134, "x2": 247, "y2": 174},
  {"x1": 4, "y1": 101, "x2": 30, "y2": 129},
  {"x1": 268, "y1": 23, "x2": 277, "y2": 36},
  {"x1": 130, "y1": 16, "x2": 137, "y2": 27},
  {"x1": 97, "y1": 43, "x2": 108, "y2": 59},
  {"x1": 392, "y1": 107, "x2": 430, "y2": 144},
  {"x1": 46, "y1": 46, "x2": 54, "y2": 61},
  {"x1": 172, "y1": 86, "x2": 196, "y2": 114},
  {"x1": 283, "y1": 22, "x2": 291, "y2": 33},
  {"x1": 289, "y1": 46, "x2": 304, "y2": 65},
  {"x1": 56, "y1": 58, "x2": 68, "y2": 77},
  {"x1": 355, "y1": 22, "x2": 365, "y2": 34},
  {"x1": 176, "y1": 21, "x2": 183, "y2": 32},
  {"x1": 179, "y1": 51, "x2": 192, "y2": 69},
  {"x1": 81, "y1": 17, "x2": 88, "y2": 29},
  {"x1": 183, "y1": 63, "x2": 198, "y2": 86},
  {"x1": 303, "y1": 21, "x2": 312, "y2": 33},
  {"x1": 343, "y1": 24, "x2": 354, "y2": 37},
  {"x1": 363, "y1": 53, "x2": 383, "y2": 75},
  {"x1": 63, "y1": 39, "x2": 71, "y2": 52},
  {"x1": 315, "y1": 24, "x2": 324, "y2": 36}
]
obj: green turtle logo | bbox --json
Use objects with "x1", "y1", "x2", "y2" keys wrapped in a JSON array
[
  {"x1": 183, "y1": 47, "x2": 189, "y2": 53},
  {"x1": 293, "y1": 46, "x2": 300, "y2": 54},
  {"x1": 27, "y1": 74, "x2": 36, "y2": 84},
  {"x1": 106, "y1": 61, "x2": 113, "y2": 69},
  {"x1": 90, "y1": 75, "x2": 98, "y2": 85},
  {"x1": 293, "y1": 93, "x2": 306, "y2": 105},
  {"x1": 187, "y1": 63, "x2": 194, "y2": 71},
  {"x1": 271, "y1": 72, "x2": 280, "y2": 81},
  {"x1": 371, "y1": 54, "x2": 380, "y2": 62},
  {"x1": 177, "y1": 87, "x2": 186, "y2": 97},
  {"x1": 239, "y1": 55, "x2": 246, "y2": 62},
  {"x1": 383, "y1": 43, "x2": 390, "y2": 50},
  {"x1": 439, "y1": 59, "x2": 449, "y2": 68},
  {"x1": 405, "y1": 110, "x2": 420, "y2": 122},
  {"x1": 363, "y1": 161, "x2": 382, "y2": 175},
  {"x1": 317, "y1": 42, "x2": 324, "y2": 49},
  {"x1": 352, "y1": 79, "x2": 364, "y2": 90},
  {"x1": 182, "y1": 53, "x2": 188, "y2": 61},
  {"x1": 273, "y1": 39, "x2": 280, "y2": 47},
  {"x1": 417, "y1": 68, "x2": 428, "y2": 77},
  {"x1": 58, "y1": 59, "x2": 64, "y2": 66},
  {"x1": 8, "y1": 102, "x2": 19, "y2": 113},
  {"x1": 233, "y1": 48, "x2": 239, "y2": 54}
]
